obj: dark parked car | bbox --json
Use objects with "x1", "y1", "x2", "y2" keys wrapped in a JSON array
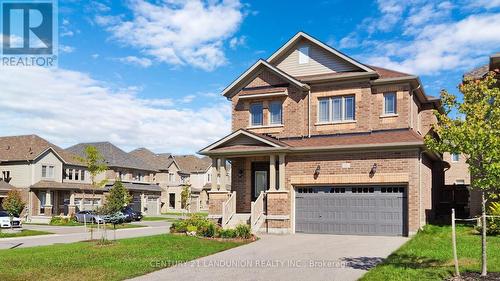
[{"x1": 121, "y1": 206, "x2": 142, "y2": 222}]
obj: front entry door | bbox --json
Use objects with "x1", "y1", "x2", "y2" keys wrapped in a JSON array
[{"x1": 251, "y1": 162, "x2": 269, "y2": 201}]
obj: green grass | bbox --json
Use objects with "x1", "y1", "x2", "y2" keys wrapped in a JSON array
[
  {"x1": 0, "y1": 234, "x2": 246, "y2": 281},
  {"x1": 49, "y1": 220, "x2": 82, "y2": 226},
  {"x1": 361, "y1": 224, "x2": 500, "y2": 281},
  {"x1": 142, "y1": 216, "x2": 170, "y2": 221},
  {"x1": 87, "y1": 223, "x2": 145, "y2": 230},
  {"x1": 0, "y1": 229, "x2": 53, "y2": 238},
  {"x1": 162, "y1": 212, "x2": 208, "y2": 217}
]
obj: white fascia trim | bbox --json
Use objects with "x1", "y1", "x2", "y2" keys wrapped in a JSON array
[
  {"x1": 34, "y1": 147, "x2": 68, "y2": 165},
  {"x1": 238, "y1": 91, "x2": 287, "y2": 100},
  {"x1": 267, "y1": 32, "x2": 374, "y2": 73}
]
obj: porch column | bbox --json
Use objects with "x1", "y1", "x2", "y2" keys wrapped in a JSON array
[
  {"x1": 269, "y1": 154, "x2": 277, "y2": 191},
  {"x1": 44, "y1": 190, "x2": 53, "y2": 216},
  {"x1": 219, "y1": 157, "x2": 227, "y2": 191},
  {"x1": 278, "y1": 154, "x2": 286, "y2": 190},
  {"x1": 68, "y1": 191, "x2": 76, "y2": 216},
  {"x1": 140, "y1": 193, "x2": 146, "y2": 214},
  {"x1": 211, "y1": 157, "x2": 218, "y2": 190}
]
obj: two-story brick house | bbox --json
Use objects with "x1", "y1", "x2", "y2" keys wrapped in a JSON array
[
  {"x1": 200, "y1": 32, "x2": 442, "y2": 236},
  {"x1": 67, "y1": 142, "x2": 162, "y2": 216}
]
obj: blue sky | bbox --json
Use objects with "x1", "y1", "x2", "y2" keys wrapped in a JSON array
[{"x1": 1, "y1": 0, "x2": 499, "y2": 154}]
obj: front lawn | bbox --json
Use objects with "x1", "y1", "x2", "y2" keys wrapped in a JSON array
[
  {"x1": 142, "y1": 216, "x2": 170, "y2": 221},
  {"x1": 361, "y1": 224, "x2": 500, "y2": 281},
  {"x1": 0, "y1": 229, "x2": 53, "y2": 238},
  {"x1": 0, "y1": 234, "x2": 246, "y2": 281},
  {"x1": 87, "y1": 223, "x2": 145, "y2": 230}
]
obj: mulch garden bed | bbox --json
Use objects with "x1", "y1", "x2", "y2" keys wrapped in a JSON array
[{"x1": 446, "y1": 272, "x2": 500, "y2": 281}]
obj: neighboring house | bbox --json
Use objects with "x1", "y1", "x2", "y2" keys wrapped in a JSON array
[
  {"x1": 199, "y1": 32, "x2": 443, "y2": 236},
  {"x1": 130, "y1": 149, "x2": 218, "y2": 213},
  {"x1": 67, "y1": 142, "x2": 162, "y2": 216},
  {"x1": 173, "y1": 155, "x2": 218, "y2": 212},
  {"x1": 129, "y1": 148, "x2": 187, "y2": 213},
  {"x1": 0, "y1": 180, "x2": 16, "y2": 211},
  {"x1": 0, "y1": 135, "x2": 93, "y2": 223}
]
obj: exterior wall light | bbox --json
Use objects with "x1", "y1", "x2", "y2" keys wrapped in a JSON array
[
  {"x1": 369, "y1": 163, "x2": 377, "y2": 177},
  {"x1": 314, "y1": 164, "x2": 321, "y2": 179}
]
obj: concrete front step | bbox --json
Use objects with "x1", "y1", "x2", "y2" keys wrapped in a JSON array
[{"x1": 225, "y1": 213, "x2": 250, "y2": 229}]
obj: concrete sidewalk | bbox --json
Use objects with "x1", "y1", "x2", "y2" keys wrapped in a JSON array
[
  {"x1": 0, "y1": 221, "x2": 172, "y2": 249},
  {"x1": 129, "y1": 233, "x2": 407, "y2": 281}
]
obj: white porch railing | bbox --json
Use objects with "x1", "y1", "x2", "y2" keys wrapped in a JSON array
[
  {"x1": 250, "y1": 191, "x2": 266, "y2": 233},
  {"x1": 222, "y1": 191, "x2": 236, "y2": 227}
]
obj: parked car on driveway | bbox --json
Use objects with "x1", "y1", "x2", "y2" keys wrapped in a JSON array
[
  {"x1": 0, "y1": 211, "x2": 22, "y2": 228},
  {"x1": 74, "y1": 210, "x2": 105, "y2": 224},
  {"x1": 102, "y1": 212, "x2": 127, "y2": 224},
  {"x1": 121, "y1": 206, "x2": 143, "y2": 222}
]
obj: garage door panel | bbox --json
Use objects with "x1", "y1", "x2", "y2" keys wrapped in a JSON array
[{"x1": 295, "y1": 186, "x2": 406, "y2": 236}]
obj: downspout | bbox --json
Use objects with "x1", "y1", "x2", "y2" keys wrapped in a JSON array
[
  {"x1": 308, "y1": 89, "x2": 311, "y2": 138},
  {"x1": 410, "y1": 85, "x2": 421, "y2": 131},
  {"x1": 419, "y1": 149, "x2": 424, "y2": 230}
]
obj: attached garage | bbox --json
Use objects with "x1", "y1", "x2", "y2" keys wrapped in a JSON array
[{"x1": 295, "y1": 186, "x2": 407, "y2": 236}]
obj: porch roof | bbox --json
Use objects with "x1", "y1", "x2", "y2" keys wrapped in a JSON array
[
  {"x1": 105, "y1": 181, "x2": 162, "y2": 193},
  {"x1": 0, "y1": 180, "x2": 15, "y2": 191},
  {"x1": 31, "y1": 180, "x2": 94, "y2": 190},
  {"x1": 200, "y1": 128, "x2": 425, "y2": 156}
]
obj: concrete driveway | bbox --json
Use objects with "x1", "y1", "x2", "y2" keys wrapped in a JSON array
[{"x1": 130, "y1": 233, "x2": 408, "y2": 281}]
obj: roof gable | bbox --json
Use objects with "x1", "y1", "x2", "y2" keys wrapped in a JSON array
[
  {"x1": 267, "y1": 32, "x2": 375, "y2": 74},
  {"x1": 199, "y1": 129, "x2": 288, "y2": 155},
  {"x1": 222, "y1": 59, "x2": 309, "y2": 98},
  {"x1": 0, "y1": 135, "x2": 82, "y2": 165}
]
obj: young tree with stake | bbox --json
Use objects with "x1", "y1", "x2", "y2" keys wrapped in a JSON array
[{"x1": 425, "y1": 71, "x2": 500, "y2": 277}]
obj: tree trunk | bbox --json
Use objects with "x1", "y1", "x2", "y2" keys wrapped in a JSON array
[
  {"x1": 452, "y1": 209, "x2": 460, "y2": 277},
  {"x1": 481, "y1": 191, "x2": 487, "y2": 276}
]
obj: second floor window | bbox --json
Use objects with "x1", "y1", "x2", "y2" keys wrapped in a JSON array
[
  {"x1": 42, "y1": 165, "x2": 54, "y2": 178},
  {"x1": 384, "y1": 92, "x2": 396, "y2": 115},
  {"x1": 318, "y1": 95, "x2": 355, "y2": 123},
  {"x1": 269, "y1": 101, "x2": 282, "y2": 125},
  {"x1": 250, "y1": 103, "x2": 263, "y2": 126},
  {"x1": 451, "y1": 153, "x2": 460, "y2": 162},
  {"x1": 169, "y1": 173, "x2": 175, "y2": 182},
  {"x1": 2, "y1": 171, "x2": 10, "y2": 180}
]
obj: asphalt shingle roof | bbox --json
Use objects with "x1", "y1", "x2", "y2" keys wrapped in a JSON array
[
  {"x1": 128, "y1": 148, "x2": 174, "y2": 171},
  {"x1": 0, "y1": 135, "x2": 82, "y2": 165},
  {"x1": 66, "y1": 142, "x2": 157, "y2": 171},
  {"x1": 173, "y1": 155, "x2": 212, "y2": 173}
]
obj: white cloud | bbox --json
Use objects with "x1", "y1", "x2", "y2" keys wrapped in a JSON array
[
  {"x1": 60, "y1": 45, "x2": 75, "y2": 53},
  {"x1": 116, "y1": 56, "x2": 153, "y2": 68},
  {"x1": 96, "y1": 0, "x2": 244, "y2": 71},
  {"x1": 363, "y1": 13, "x2": 500, "y2": 75},
  {"x1": 338, "y1": 1, "x2": 500, "y2": 75},
  {"x1": 0, "y1": 67, "x2": 231, "y2": 154},
  {"x1": 229, "y1": 36, "x2": 246, "y2": 49},
  {"x1": 465, "y1": 0, "x2": 500, "y2": 10}
]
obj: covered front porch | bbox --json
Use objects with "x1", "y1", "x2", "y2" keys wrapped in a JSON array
[{"x1": 206, "y1": 152, "x2": 291, "y2": 234}]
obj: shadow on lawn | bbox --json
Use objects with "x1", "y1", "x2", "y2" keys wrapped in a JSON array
[{"x1": 343, "y1": 254, "x2": 445, "y2": 270}]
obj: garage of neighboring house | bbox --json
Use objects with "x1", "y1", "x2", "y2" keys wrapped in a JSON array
[
  {"x1": 295, "y1": 186, "x2": 407, "y2": 236},
  {"x1": 112, "y1": 182, "x2": 162, "y2": 216}
]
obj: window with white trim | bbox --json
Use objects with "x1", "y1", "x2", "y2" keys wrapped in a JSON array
[
  {"x1": 250, "y1": 102, "x2": 263, "y2": 126},
  {"x1": 384, "y1": 92, "x2": 397, "y2": 115},
  {"x1": 298, "y1": 46, "x2": 309, "y2": 64},
  {"x1": 451, "y1": 153, "x2": 460, "y2": 162},
  {"x1": 41, "y1": 165, "x2": 55, "y2": 179},
  {"x1": 318, "y1": 95, "x2": 355, "y2": 123},
  {"x1": 269, "y1": 101, "x2": 282, "y2": 125}
]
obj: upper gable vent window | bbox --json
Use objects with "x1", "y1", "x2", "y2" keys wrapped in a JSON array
[{"x1": 298, "y1": 46, "x2": 309, "y2": 64}]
